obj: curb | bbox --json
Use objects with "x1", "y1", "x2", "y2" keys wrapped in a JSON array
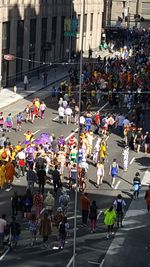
[{"x1": 0, "y1": 73, "x2": 68, "y2": 111}]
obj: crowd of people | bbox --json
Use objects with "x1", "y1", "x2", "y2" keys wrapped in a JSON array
[
  {"x1": 0, "y1": 27, "x2": 150, "y2": 254},
  {"x1": 0, "y1": 98, "x2": 46, "y2": 132}
]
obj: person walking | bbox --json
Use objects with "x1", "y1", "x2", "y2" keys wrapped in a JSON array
[
  {"x1": 39, "y1": 212, "x2": 52, "y2": 248},
  {"x1": 65, "y1": 106, "x2": 72, "y2": 125},
  {"x1": 10, "y1": 216, "x2": 21, "y2": 248},
  {"x1": 96, "y1": 161, "x2": 104, "y2": 187},
  {"x1": 44, "y1": 191, "x2": 55, "y2": 216},
  {"x1": 122, "y1": 146, "x2": 129, "y2": 171},
  {"x1": 104, "y1": 206, "x2": 116, "y2": 239},
  {"x1": 89, "y1": 200, "x2": 98, "y2": 233},
  {"x1": 143, "y1": 132, "x2": 150, "y2": 154},
  {"x1": 11, "y1": 191, "x2": 19, "y2": 216},
  {"x1": 0, "y1": 112, "x2": 4, "y2": 132},
  {"x1": 144, "y1": 185, "x2": 150, "y2": 212},
  {"x1": 37, "y1": 166, "x2": 46, "y2": 195},
  {"x1": 16, "y1": 112, "x2": 23, "y2": 131},
  {"x1": 58, "y1": 105, "x2": 65, "y2": 124},
  {"x1": 24, "y1": 75, "x2": 29, "y2": 90},
  {"x1": 26, "y1": 165, "x2": 37, "y2": 193},
  {"x1": 109, "y1": 159, "x2": 119, "y2": 188},
  {"x1": 5, "y1": 160, "x2": 15, "y2": 188},
  {"x1": 34, "y1": 190, "x2": 43, "y2": 219},
  {"x1": 23, "y1": 189, "x2": 33, "y2": 218},
  {"x1": 29, "y1": 214, "x2": 38, "y2": 246},
  {"x1": 80, "y1": 192, "x2": 90, "y2": 226},
  {"x1": 113, "y1": 194, "x2": 126, "y2": 228},
  {"x1": 59, "y1": 190, "x2": 70, "y2": 214},
  {"x1": 133, "y1": 172, "x2": 141, "y2": 199},
  {"x1": 40, "y1": 101, "x2": 46, "y2": 119},
  {"x1": 5, "y1": 113, "x2": 13, "y2": 132},
  {"x1": 58, "y1": 216, "x2": 69, "y2": 249},
  {"x1": 52, "y1": 165, "x2": 62, "y2": 194}
]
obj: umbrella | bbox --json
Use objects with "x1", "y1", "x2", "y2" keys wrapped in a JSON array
[
  {"x1": 33, "y1": 138, "x2": 45, "y2": 145},
  {"x1": 22, "y1": 140, "x2": 31, "y2": 145}
]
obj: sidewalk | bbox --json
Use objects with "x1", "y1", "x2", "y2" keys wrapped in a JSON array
[
  {"x1": 0, "y1": 50, "x2": 113, "y2": 110},
  {"x1": 0, "y1": 65, "x2": 69, "y2": 110},
  {"x1": 102, "y1": 187, "x2": 150, "y2": 267}
]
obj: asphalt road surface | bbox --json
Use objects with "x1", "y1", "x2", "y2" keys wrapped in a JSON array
[{"x1": 0, "y1": 87, "x2": 150, "y2": 267}]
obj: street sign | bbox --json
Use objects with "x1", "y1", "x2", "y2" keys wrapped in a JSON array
[
  {"x1": 4, "y1": 54, "x2": 15, "y2": 61},
  {"x1": 64, "y1": 17, "x2": 78, "y2": 37}
]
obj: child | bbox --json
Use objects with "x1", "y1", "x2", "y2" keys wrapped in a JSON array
[{"x1": 29, "y1": 214, "x2": 38, "y2": 246}]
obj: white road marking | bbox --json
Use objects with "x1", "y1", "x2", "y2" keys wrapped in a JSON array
[
  {"x1": 52, "y1": 115, "x2": 59, "y2": 121},
  {"x1": 129, "y1": 157, "x2": 135, "y2": 165},
  {"x1": 97, "y1": 210, "x2": 103, "y2": 220},
  {"x1": 66, "y1": 255, "x2": 75, "y2": 267},
  {"x1": 68, "y1": 215, "x2": 82, "y2": 220},
  {"x1": 114, "y1": 180, "x2": 121, "y2": 190},
  {"x1": 141, "y1": 169, "x2": 150, "y2": 185},
  {"x1": 52, "y1": 246, "x2": 60, "y2": 250},
  {"x1": 99, "y1": 259, "x2": 105, "y2": 267},
  {"x1": 0, "y1": 247, "x2": 10, "y2": 261},
  {"x1": 32, "y1": 129, "x2": 40, "y2": 135},
  {"x1": 98, "y1": 102, "x2": 109, "y2": 112},
  {"x1": 65, "y1": 128, "x2": 78, "y2": 142},
  {"x1": 5, "y1": 187, "x2": 12, "y2": 192}
]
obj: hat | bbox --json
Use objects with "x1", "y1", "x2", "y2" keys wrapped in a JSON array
[{"x1": 57, "y1": 207, "x2": 63, "y2": 212}]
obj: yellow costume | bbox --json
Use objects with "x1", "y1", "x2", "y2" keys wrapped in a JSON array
[{"x1": 0, "y1": 164, "x2": 5, "y2": 188}]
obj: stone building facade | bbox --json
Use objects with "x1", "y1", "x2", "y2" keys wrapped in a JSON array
[
  {"x1": 104, "y1": 0, "x2": 150, "y2": 29},
  {"x1": 0, "y1": 0, "x2": 103, "y2": 87}
]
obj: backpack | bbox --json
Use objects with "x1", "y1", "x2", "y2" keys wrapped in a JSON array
[
  {"x1": 1, "y1": 150, "x2": 7, "y2": 159},
  {"x1": 62, "y1": 196, "x2": 69, "y2": 206},
  {"x1": 59, "y1": 222, "x2": 65, "y2": 234},
  {"x1": 116, "y1": 200, "x2": 122, "y2": 212},
  {"x1": 24, "y1": 197, "x2": 31, "y2": 206},
  {"x1": 34, "y1": 194, "x2": 42, "y2": 206}
]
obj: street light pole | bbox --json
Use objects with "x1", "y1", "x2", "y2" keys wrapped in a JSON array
[
  {"x1": 72, "y1": 0, "x2": 85, "y2": 266},
  {"x1": 69, "y1": 2, "x2": 73, "y2": 61}
]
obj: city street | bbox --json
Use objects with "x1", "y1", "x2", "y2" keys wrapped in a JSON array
[{"x1": 0, "y1": 83, "x2": 150, "y2": 267}]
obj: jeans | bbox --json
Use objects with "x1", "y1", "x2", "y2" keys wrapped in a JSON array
[{"x1": 82, "y1": 209, "x2": 88, "y2": 224}]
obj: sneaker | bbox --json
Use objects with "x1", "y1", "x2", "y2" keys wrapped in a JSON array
[{"x1": 106, "y1": 233, "x2": 109, "y2": 239}]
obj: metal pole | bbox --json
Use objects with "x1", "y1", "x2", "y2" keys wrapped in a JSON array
[
  {"x1": 72, "y1": 0, "x2": 85, "y2": 266},
  {"x1": 69, "y1": 3, "x2": 73, "y2": 61}
]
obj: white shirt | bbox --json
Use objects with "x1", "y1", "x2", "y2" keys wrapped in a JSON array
[
  {"x1": 58, "y1": 107, "x2": 65, "y2": 117},
  {"x1": 118, "y1": 115, "x2": 125, "y2": 126},
  {"x1": 17, "y1": 151, "x2": 26, "y2": 160},
  {"x1": 80, "y1": 116, "x2": 85, "y2": 125},
  {"x1": 79, "y1": 161, "x2": 89, "y2": 172},
  {"x1": 123, "y1": 118, "x2": 130, "y2": 127},
  {"x1": 65, "y1": 107, "x2": 72, "y2": 116}
]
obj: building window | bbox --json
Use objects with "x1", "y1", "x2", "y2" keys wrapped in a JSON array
[
  {"x1": 16, "y1": 20, "x2": 24, "y2": 80},
  {"x1": 122, "y1": 1, "x2": 126, "y2": 8},
  {"x1": 29, "y1": 19, "x2": 36, "y2": 52},
  {"x1": 90, "y1": 13, "x2": 93, "y2": 31},
  {"x1": 51, "y1": 16, "x2": 57, "y2": 44},
  {"x1": 41, "y1": 17, "x2": 47, "y2": 45},
  {"x1": 78, "y1": 14, "x2": 81, "y2": 33},
  {"x1": 2, "y1": 22, "x2": 10, "y2": 50},
  {"x1": 83, "y1": 14, "x2": 87, "y2": 33},
  {"x1": 61, "y1": 16, "x2": 65, "y2": 42}
]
